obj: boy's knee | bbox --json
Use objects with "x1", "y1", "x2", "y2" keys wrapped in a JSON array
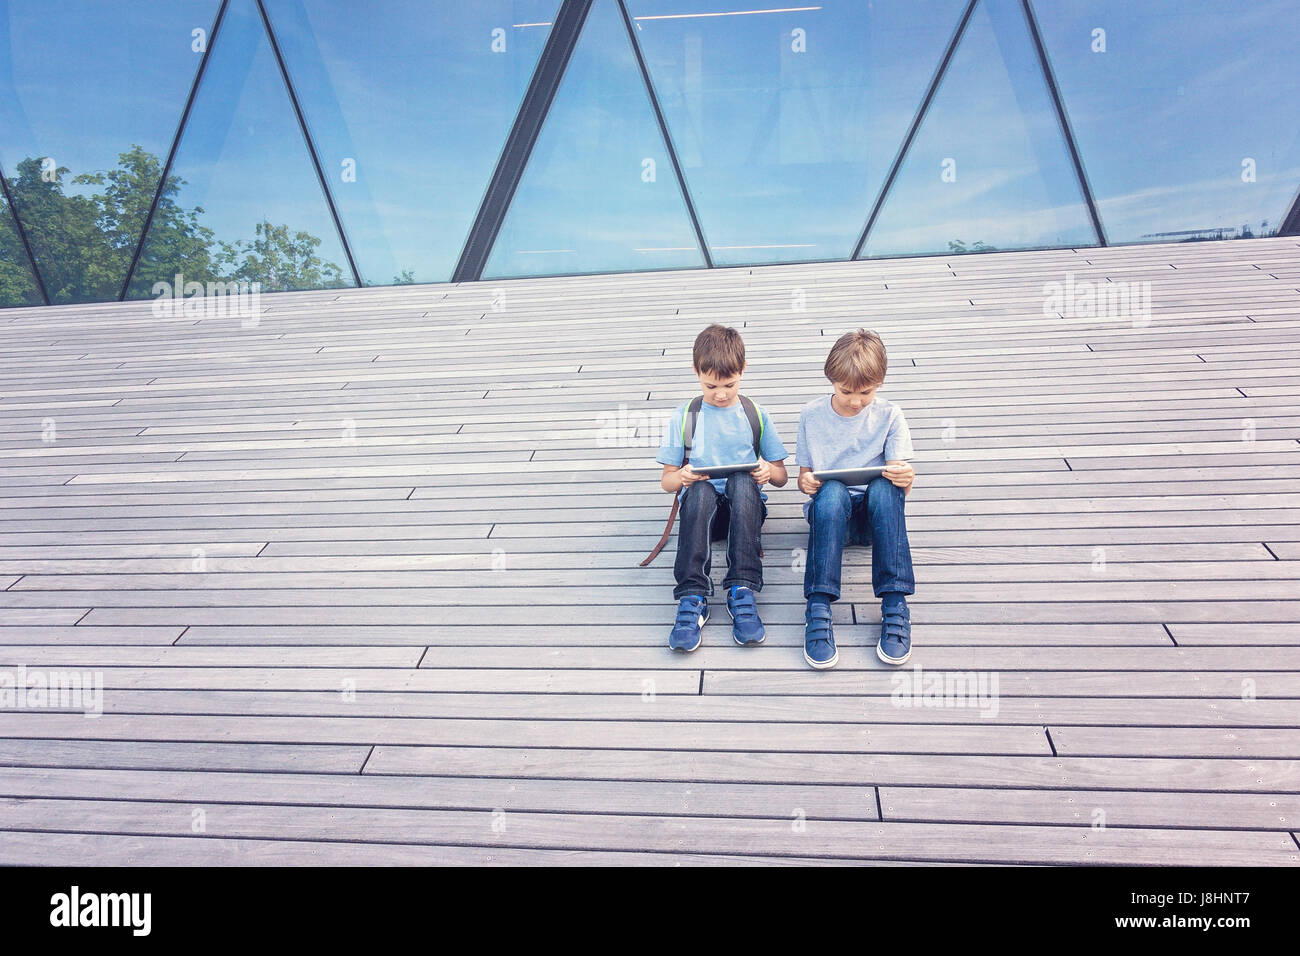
[
  {"x1": 724, "y1": 471, "x2": 760, "y2": 501},
  {"x1": 867, "y1": 474, "x2": 903, "y2": 507},
  {"x1": 812, "y1": 479, "x2": 851, "y2": 512},
  {"x1": 679, "y1": 480, "x2": 715, "y2": 512}
]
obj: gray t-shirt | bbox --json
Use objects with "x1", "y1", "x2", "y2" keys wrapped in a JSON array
[{"x1": 795, "y1": 394, "x2": 914, "y2": 519}]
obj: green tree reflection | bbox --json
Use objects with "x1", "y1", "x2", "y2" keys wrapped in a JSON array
[{"x1": 3, "y1": 145, "x2": 347, "y2": 306}]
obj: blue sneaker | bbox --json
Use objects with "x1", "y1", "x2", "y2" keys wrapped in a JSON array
[
  {"x1": 803, "y1": 601, "x2": 838, "y2": 669},
  {"x1": 669, "y1": 595, "x2": 709, "y2": 652},
  {"x1": 726, "y1": 585, "x2": 766, "y2": 645},
  {"x1": 877, "y1": 599, "x2": 912, "y2": 665}
]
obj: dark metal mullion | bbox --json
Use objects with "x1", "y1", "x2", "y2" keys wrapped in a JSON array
[
  {"x1": 616, "y1": 0, "x2": 712, "y2": 268},
  {"x1": 120, "y1": 0, "x2": 231, "y2": 300},
  {"x1": 452, "y1": 0, "x2": 595, "y2": 283},
  {"x1": 0, "y1": 160, "x2": 51, "y2": 305},
  {"x1": 1281, "y1": 186, "x2": 1300, "y2": 236},
  {"x1": 851, "y1": 0, "x2": 978, "y2": 260},
  {"x1": 1021, "y1": 0, "x2": 1106, "y2": 246},
  {"x1": 256, "y1": 0, "x2": 361, "y2": 287}
]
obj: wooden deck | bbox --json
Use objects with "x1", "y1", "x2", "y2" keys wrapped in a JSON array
[{"x1": 1, "y1": 236, "x2": 1298, "y2": 866}]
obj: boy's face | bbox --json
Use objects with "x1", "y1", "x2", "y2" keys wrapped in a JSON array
[
  {"x1": 695, "y1": 364, "x2": 745, "y2": 407},
  {"x1": 831, "y1": 380, "x2": 880, "y2": 416}
]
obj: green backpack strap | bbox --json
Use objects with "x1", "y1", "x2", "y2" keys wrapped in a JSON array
[{"x1": 738, "y1": 395, "x2": 763, "y2": 461}]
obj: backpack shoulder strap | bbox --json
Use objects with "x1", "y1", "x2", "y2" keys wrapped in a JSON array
[
  {"x1": 738, "y1": 395, "x2": 763, "y2": 459},
  {"x1": 680, "y1": 395, "x2": 704, "y2": 464}
]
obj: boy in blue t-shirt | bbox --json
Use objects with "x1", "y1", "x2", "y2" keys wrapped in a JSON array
[
  {"x1": 655, "y1": 324, "x2": 789, "y2": 652},
  {"x1": 796, "y1": 329, "x2": 916, "y2": 670}
]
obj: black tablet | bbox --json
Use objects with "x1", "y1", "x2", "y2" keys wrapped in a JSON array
[
  {"x1": 692, "y1": 461, "x2": 760, "y2": 478},
  {"x1": 811, "y1": 465, "x2": 888, "y2": 484}
]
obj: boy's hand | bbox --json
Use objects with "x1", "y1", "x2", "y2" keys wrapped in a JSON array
[
  {"x1": 677, "y1": 464, "x2": 706, "y2": 486},
  {"x1": 884, "y1": 460, "x2": 914, "y2": 492},
  {"x1": 749, "y1": 460, "x2": 771, "y2": 486},
  {"x1": 798, "y1": 470, "x2": 822, "y2": 495}
]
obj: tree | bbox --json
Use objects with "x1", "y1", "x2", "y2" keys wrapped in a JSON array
[
  {"x1": 102, "y1": 146, "x2": 221, "y2": 298},
  {"x1": 0, "y1": 195, "x2": 44, "y2": 306},
  {"x1": 214, "y1": 220, "x2": 347, "y2": 293},
  {"x1": 1, "y1": 144, "x2": 351, "y2": 306},
  {"x1": 947, "y1": 239, "x2": 996, "y2": 254}
]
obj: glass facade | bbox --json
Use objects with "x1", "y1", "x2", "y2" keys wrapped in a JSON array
[{"x1": 1, "y1": 0, "x2": 1297, "y2": 307}]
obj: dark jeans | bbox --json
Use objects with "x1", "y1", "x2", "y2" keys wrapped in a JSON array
[
  {"x1": 673, "y1": 473, "x2": 767, "y2": 599},
  {"x1": 804, "y1": 477, "x2": 914, "y2": 601}
]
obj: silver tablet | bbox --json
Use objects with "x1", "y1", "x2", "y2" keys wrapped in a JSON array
[
  {"x1": 692, "y1": 461, "x2": 760, "y2": 478},
  {"x1": 811, "y1": 465, "x2": 888, "y2": 484}
]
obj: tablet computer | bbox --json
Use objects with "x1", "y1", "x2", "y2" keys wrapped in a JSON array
[
  {"x1": 812, "y1": 465, "x2": 888, "y2": 484},
  {"x1": 692, "y1": 461, "x2": 760, "y2": 478}
]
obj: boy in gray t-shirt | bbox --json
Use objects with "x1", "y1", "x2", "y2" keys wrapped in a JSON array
[{"x1": 795, "y1": 330, "x2": 915, "y2": 669}]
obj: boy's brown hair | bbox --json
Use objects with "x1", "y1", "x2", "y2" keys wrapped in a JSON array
[
  {"x1": 825, "y1": 328, "x2": 888, "y2": 390},
  {"x1": 692, "y1": 323, "x2": 746, "y2": 378}
]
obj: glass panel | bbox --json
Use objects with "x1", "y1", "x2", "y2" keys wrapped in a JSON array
[
  {"x1": 0, "y1": 188, "x2": 43, "y2": 307},
  {"x1": 263, "y1": 0, "x2": 559, "y2": 286},
  {"x1": 862, "y1": 0, "x2": 1097, "y2": 258},
  {"x1": 0, "y1": 0, "x2": 217, "y2": 303},
  {"x1": 484, "y1": 0, "x2": 704, "y2": 279},
  {"x1": 126, "y1": 0, "x2": 352, "y2": 299},
  {"x1": 627, "y1": 0, "x2": 968, "y2": 266},
  {"x1": 1032, "y1": 0, "x2": 1300, "y2": 243}
]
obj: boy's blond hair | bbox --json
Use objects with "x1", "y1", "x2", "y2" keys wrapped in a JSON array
[
  {"x1": 825, "y1": 328, "x2": 887, "y2": 389},
  {"x1": 692, "y1": 323, "x2": 746, "y2": 378}
]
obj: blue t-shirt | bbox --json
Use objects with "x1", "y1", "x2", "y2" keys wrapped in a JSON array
[
  {"x1": 656, "y1": 398, "x2": 789, "y2": 499},
  {"x1": 795, "y1": 394, "x2": 913, "y2": 519}
]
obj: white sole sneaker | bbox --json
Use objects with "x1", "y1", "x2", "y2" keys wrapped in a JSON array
[
  {"x1": 804, "y1": 645, "x2": 839, "y2": 669},
  {"x1": 726, "y1": 601, "x2": 766, "y2": 645},
  {"x1": 670, "y1": 607, "x2": 708, "y2": 653},
  {"x1": 876, "y1": 641, "x2": 910, "y2": 665}
]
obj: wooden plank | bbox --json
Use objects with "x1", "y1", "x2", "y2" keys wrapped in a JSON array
[
  {"x1": 0, "y1": 766, "x2": 881, "y2": 821},
  {"x1": 1169, "y1": 623, "x2": 1300, "y2": 645},
  {"x1": 64, "y1": 600, "x2": 1300, "y2": 626},
  {"x1": 33, "y1": 689, "x2": 1296, "y2": 727},
  {"x1": 0, "y1": 646, "x2": 423, "y2": 666},
  {"x1": 0, "y1": 626, "x2": 184, "y2": 645},
  {"x1": 703, "y1": 671, "x2": 1300, "y2": 697},
  {"x1": 9, "y1": 561, "x2": 1300, "y2": 592},
  {"x1": 0, "y1": 666, "x2": 702, "y2": 693},
  {"x1": 0, "y1": 796, "x2": 1290, "y2": 864},
  {"x1": 1266, "y1": 541, "x2": 1300, "y2": 559},
  {"x1": 176, "y1": 622, "x2": 1175, "y2": 646},
  {"x1": 0, "y1": 544, "x2": 1278, "y2": 575},
  {"x1": 364, "y1": 745, "x2": 1300, "y2": 792},
  {"x1": 5, "y1": 581, "x2": 1300, "y2": 607},
  {"x1": 0, "y1": 739, "x2": 367, "y2": 772},
  {"x1": 878, "y1": 786, "x2": 1300, "y2": 830},
  {"x1": 1050, "y1": 727, "x2": 1300, "y2": 758},
  {"x1": 0, "y1": 830, "x2": 968, "y2": 866},
  {"x1": 0, "y1": 714, "x2": 1053, "y2": 754}
]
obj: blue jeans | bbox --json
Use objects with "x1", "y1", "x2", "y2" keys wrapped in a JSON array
[
  {"x1": 674, "y1": 473, "x2": 767, "y2": 599},
  {"x1": 804, "y1": 477, "x2": 914, "y2": 601}
]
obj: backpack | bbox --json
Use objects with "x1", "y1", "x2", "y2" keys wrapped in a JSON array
[{"x1": 640, "y1": 395, "x2": 764, "y2": 567}]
